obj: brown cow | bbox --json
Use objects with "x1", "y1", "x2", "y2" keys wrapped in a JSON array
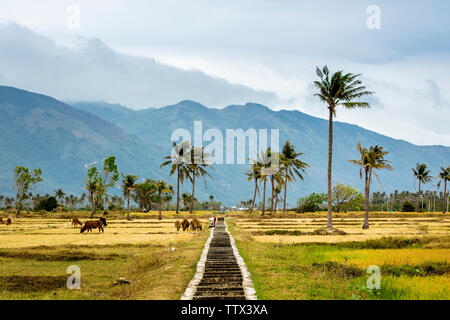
[
  {"x1": 71, "y1": 217, "x2": 83, "y2": 227},
  {"x1": 80, "y1": 218, "x2": 107, "y2": 233},
  {"x1": 6, "y1": 218, "x2": 11, "y2": 225},
  {"x1": 181, "y1": 219, "x2": 190, "y2": 231},
  {"x1": 190, "y1": 219, "x2": 202, "y2": 232},
  {"x1": 0, "y1": 217, "x2": 3, "y2": 224},
  {"x1": 175, "y1": 220, "x2": 182, "y2": 231}
]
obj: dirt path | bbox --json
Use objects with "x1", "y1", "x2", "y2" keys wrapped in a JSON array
[{"x1": 181, "y1": 218, "x2": 257, "y2": 300}]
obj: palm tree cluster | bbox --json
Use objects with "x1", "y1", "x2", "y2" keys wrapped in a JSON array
[
  {"x1": 160, "y1": 142, "x2": 214, "y2": 214},
  {"x1": 246, "y1": 141, "x2": 309, "y2": 216}
]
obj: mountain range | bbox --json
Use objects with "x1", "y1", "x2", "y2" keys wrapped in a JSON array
[{"x1": 0, "y1": 85, "x2": 449, "y2": 206}]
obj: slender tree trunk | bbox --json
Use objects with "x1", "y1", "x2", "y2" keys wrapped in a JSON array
[
  {"x1": 327, "y1": 107, "x2": 334, "y2": 229},
  {"x1": 158, "y1": 190, "x2": 162, "y2": 220},
  {"x1": 363, "y1": 169, "x2": 370, "y2": 229},
  {"x1": 274, "y1": 193, "x2": 278, "y2": 214},
  {"x1": 270, "y1": 177, "x2": 274, "y2": 214},
  {"x1": 90, "y1": 192, "x2": 95, "y2": 218},
  {"x1": 418, "y1": 181, "x2": 421, "y2": 212},
  {"x1": 283, "y1": 168, "x2": 288, "y2": 213},
  {"x1": 250, "y1": 179, "x2": 258, "y2": 214},
  {"x1": 127, "y1": 195, "x2": 131, "y2": 220},
  {"x1": 262, "y1": 179, "x2": 267, "y2": 216},
  {"x1": 444, "y1": 181, "x2": 447, "y2": 214},
  {"x1": 16, "y1": 197, "x2": 22, "y2": 216},
  {"x1": 176, "y1": 166, "x2": 180, "y2": 213},
  {"x1": 190, "y1": 174, "x2": 195, "y2": 214}
]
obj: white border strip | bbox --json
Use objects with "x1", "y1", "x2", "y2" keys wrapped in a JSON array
[
  {"x1": 225, "y1": 219, "x2": 258, "y2": 300},
  {"x1": 180, "y1": 227, "x2": 214, "y2": 300}
]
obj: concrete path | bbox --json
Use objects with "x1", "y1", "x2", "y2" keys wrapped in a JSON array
[{"x1": 181, "y1": 218, "x2": 257, "y2": 300}]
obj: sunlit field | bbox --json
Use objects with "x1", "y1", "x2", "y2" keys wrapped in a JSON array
[
  {"x1": 228, "y1": 212, "x2": 450, "y2": 300},
  {"x1": 0, "y1": 212, "x2": 209, "y2": 299}
]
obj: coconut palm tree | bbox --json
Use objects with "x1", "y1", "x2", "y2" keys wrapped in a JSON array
[
  {"x1": 187, "y1": 146, "x2": 214, "y2": 213},
  {"x1": 54, "y1": 189, "x2": 65, "y2": 206},
  {"x1": 121, "y1": 173, "x2": 139, "y2": 220},
  {"x1": 245, "y1": 162, "x2": 261, "y2": 214},
  {"x1": 349, "y1": 143, "x2": 392, "y2": 229},
  {"x1": 437, "y1": 166, "x2": 450, "y2": 213},
  {"x1": 154, "y1": 180, "x2": 174, "y2": 220},
  {"x1": 257, "y1": 148, "x2": 279, "y2": 216},
  {"x1": 314, "y1": 66, "x2": 374, "y2": 228},
  {"x1": 281, "y1": 140, "x2": 309, "y2": 213},
  {"x1": 412, "y1": 163, "x2": 433, "y2": 211},
  {"x1": 160, "y1": 141, "x2": 191, "y2": 213}
]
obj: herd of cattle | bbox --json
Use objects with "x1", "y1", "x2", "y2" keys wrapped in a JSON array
[
  {"x1": 68, "y1": 217, "x2": 203, "y2": 233},
  {"x1": 1, "y1": 216, "x2": 203, "y2": 234}
]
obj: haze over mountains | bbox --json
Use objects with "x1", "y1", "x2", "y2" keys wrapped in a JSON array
[{"x1": 0, "y1": 85, "x2": 449, "y2": 206}]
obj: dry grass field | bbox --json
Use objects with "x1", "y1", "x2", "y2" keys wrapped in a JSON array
[
  {"x1": 228, "y1": 212, "x2": 450, "y2": 300},
  {"x1": 0, "y1": 212, "x2": 210, "y2": 300}
]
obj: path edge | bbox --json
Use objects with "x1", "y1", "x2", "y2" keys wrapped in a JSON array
[
  {"x1": 180, "y1": 227, "x2": 214, "y2": 300},
  {"x1": 224, "y1": 219, "x2": 258, "y2": 300}
]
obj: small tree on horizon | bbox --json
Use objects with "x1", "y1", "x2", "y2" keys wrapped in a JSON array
[{"x1": 14, "y1": 166, "x2": 43, "y2": 216}]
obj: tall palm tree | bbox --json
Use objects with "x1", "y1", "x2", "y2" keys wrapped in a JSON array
[
  {"x1": 121, "y1": 173, "x2": 139, "y2": 220},
  {"x1": 314, "y1": 66, "x2": 374, "y2": 228},
  {"x1": 245, "y1": 162, "x2": 261, "y2": 214},
  {"x1": 54, "y1": 188, "x2": 65, "y2": 206},
  {"x1": 154, "y1": 180, "x2": 174, "y2": 220},
  {"x1": 258, "y1": 148, "x2": 278, "y2": 216},
  {"x1": 187, "y1": 147, "x2": 214, "y2": 213},
  {"x1": 349, "y1": 143, "x2": 392, "y2": 229},
  {"x1": 412, "y1": 163, "x2": 433, "y2": 211},
  {"x1": 281, "y1": 140, "x2": 309, "y2": 213},
  {"x1": 160, "y1": 141, "x2": 191, "y2": 213},
  {"x1": 437, "y1": 166, "x2": 450, "y2": 213}
]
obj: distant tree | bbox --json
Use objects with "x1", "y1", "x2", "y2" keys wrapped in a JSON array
[
  {"x1": 154, "y1": 180, "x2": 174, "y2": 220},
  {"x1": 121, "y1": 173, "x2": 139, "y2": 220},
  {"x1": 133, "y1": 179, "x2": 157, "y2": 212},
  {"x1": 331, "y1": 184, "x2": 364, "y2": 212},
  {"x1": 84, "y1": 167, "x2": 100, "y2": 218},
  {"x1": 160, "y1": 141, "x2": 191, "y2": 213},
  {"x1": 314, "y1": 66, "x2": 374, "y2": 228},
  {"x1": 402, "y1": 201, "x2": 416, "y2": 212},
  {"x1": 186, "y1": 146, "x2": 214, "y2": 213},
  {"x1": 349, "y1": 143, "x2": 392, "y2": 229},
  {"x1": 245, "y1": 162, "x2": 261, "y2": 214},
  {"x1": 281, "y1": 140, "x2": 309, "y2": 213},
  {"x1": 297, "y1": 193, "x2": 327, "y2": 213},
  {"x1": 54, "y1": 189, "x2": 65, "y2": 206},
  {"x1": 99, "y1": 156, "x2": 120, "y2": 213},
  {"x1": 13, "y1": 166, "x2": 43, "y2": 216},
  {"x1": 437, "y1": 166, "x2": 450, "y2": 213},
  {"x1": 35, "y1": 196, "x2": 58, "y2": 212},
  {"x1": 412, "y1": 163, "x2": 433, "y2": 211}
]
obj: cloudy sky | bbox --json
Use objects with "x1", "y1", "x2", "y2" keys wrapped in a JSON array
[{"x1": 0, "y1": 0, "x2": 449, "y2": 146}]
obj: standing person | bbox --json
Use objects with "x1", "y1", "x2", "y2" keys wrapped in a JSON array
[
  {"x1": 209, "y1": 216, "x2": 215, "y2": 228},
  {"x1": 213, "y1": 216, "x2": 216, "y2": 227}
]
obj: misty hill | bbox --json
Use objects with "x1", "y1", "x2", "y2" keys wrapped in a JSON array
[
  {"x1": 0, "y1": 86, "x2": 163, "y2": 197},
  {"x1": 71, "y1": 100, "x2": 450, "y2": 205}
]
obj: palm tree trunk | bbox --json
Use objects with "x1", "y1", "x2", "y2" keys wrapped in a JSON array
[
  {"x1": 418, "y1": 181, "x2": 421, "y2": 212},
  {"x1": 444, "y1": 181, "x2": 447, "y2": 214},
  {"x1": 274, "y1": 193, "x2": 278, "y2": 214},
  {"x1": 127, "y1": 195, "x2": 131, "y2": 220},
  {"x1": 363, "y1": 169, "x2": 370, "y2": 229},
  {"x1": 158, "y1": 190, "x2": 162, "y2": 220},
  {"x1": 270, "y1": 177, "x2": 274, "y2": 214},
  {"x1": 283, "y1": 168, "x2": 288, "y2": 213},
  {"x1": 262, "y1": 179, "x2": 267, "y2": 216},
  {"x1": 190, "y1": 174, "x2": 195, "y2": 214},
  {"x1": 327, "y1": 107, "x2": 334, "y2": 229},
  {"x1": 176, "y1": 166, "x2": 180, "y2": 213},
  {"x1": 250, "y1": 180, "x2": 258, "y2": 214},
  {"x1": 16, "y1": 197, "x2": 22, "y2": 216}
]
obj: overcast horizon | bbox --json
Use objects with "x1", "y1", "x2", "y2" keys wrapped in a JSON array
[{"x1": 0, "y1": 0, "x2": 449, "y2": 146}]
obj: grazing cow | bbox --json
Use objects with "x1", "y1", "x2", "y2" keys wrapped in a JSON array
[
  {"x1": 175, "y1": 220, "x2": 182, "y2": 231},
  {"x1": 181, "y1": 219, "x2": 190, "y2": 231},
  {"x1": 0, "y1": 217, "x2": 3, "y2": 224},
  {"x1": 80, "y1": 218, "x2": 107, "y2": 233},
  {"x1": 71, "y1": 217, "x2": 83, "y2": 227},
  {"x1": 6, "y1": 218, "x2": 12, "y2": 225},
  {"x1": 190, "y1": 219, "x2": 202, "y2": 232}
]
